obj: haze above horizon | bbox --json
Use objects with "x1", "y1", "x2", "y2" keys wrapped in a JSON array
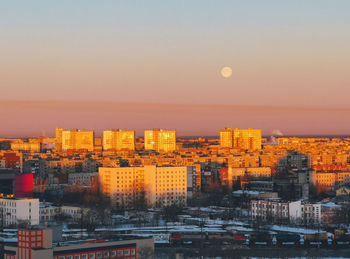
[{"x1": 1, "y1": 101, "x2": 350, "y2": 137}]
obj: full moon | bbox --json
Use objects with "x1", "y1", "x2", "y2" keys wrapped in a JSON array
[{"x1": 221, "y1": 66, "x2": 232, "y2": 78}]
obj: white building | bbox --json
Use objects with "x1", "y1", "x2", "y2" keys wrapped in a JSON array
[
  {"x1": 251, "y1": 199, "x2": 321, "y2": 224},
  {"x1": 39, "y1": 202, "x2": 60, "y2": 222},
  {"x1": 0, "y1": 198, "x2": 39, "y2": 226},
  {"x1": 60, "y1": 206, "x2": 89, "y2": 221}
]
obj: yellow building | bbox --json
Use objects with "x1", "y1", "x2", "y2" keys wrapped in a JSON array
[
  {"x1": 103, "y1": 130, "x2": 135, "y2": 151},
  {"x1": 228, "y1": 167, "x2": 272, "y2": 187},
  {"x1": 233, "y1": 128, "x2": 262, "y2": 151},
  {"x1": 144, "y1": 129, "x2": 176, "y2": 152},
  {"x1": 99, "y1": 166, "x2": 187, "y2": 207},
  {"x1": 55, "y1": 127, "x2": 63, "y2": 151},
  {"x1": 316, "y1": 171, "x2": 350, "y2": 191},
  {"x1": 11, "y1": 141, "x2": 41, "y2": 153},
  {"x1": 220, "y1": 128, "x2": 233, "y2": 148},
  {"x1": 60, "y1": 129, "x2": 94, "y2": 151}
]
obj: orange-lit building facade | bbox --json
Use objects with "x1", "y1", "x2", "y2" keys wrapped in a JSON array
[
  {"x1": 99, "y1": 166, "x2": 187, "y2": 207},
  {"x1": 103, "y1": 130, "x2": 135, "y2": 151},
  {"x1": 315, "y1": 171, "x2": 350, "y2": 192},
  {"x1": 233, "y1": 128, "x2": 262, "y2": 151},
  {"x1": 227, "y1": 167, "x2": 272, "y2": 187},
  {"x1": 220, "y1": 128, "x2": 233, "y2": 148},
  {"x1": 11, "y1": 141, "x2": 41, "y2": 153},
  {"x1": 55, "y1": 127, "x2": 63, "y2": 152},
  {"x1": 57, "y1": 129, "x2": 94, "y2": 152},
  {"x1": 144, "y1": 129, "x2": 176, "y2": 152}
]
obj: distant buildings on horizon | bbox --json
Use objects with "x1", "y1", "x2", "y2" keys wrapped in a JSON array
[{"x1": 53, "y1": 127, "x2": 261, "y2": 152}]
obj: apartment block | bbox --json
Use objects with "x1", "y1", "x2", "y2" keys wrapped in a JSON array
[
  {"x1": 233, "y1": 128, "x2": 262, "y2": 151},
  {"x1": 99, "y1": 166, "x2": 188, "y2": 207},
  {"x1": 144, "y1": 129, "x2": 176, "y2": 152},
  {"x1": 220, "y1": 128, "x2": 233, "y2": 148},
  {"x1": 56, "y1": 128, "x2": 94, "y2": 152}
]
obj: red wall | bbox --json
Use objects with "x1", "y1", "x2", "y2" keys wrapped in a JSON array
[{"x1": 15, "y1": 173, "x2": 33, "y2": 198}]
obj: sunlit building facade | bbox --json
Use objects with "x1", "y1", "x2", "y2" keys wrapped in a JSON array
[
  {"x1": 220, "y1": 128, "x2": 233, "y2": 148},
  {"x1": 103, "y1": 130, "x2": 135, "y2": 151},
  {"x1": 55, "y1": 127, "x2": 63, "y2": 152},
  {"x1": 59, "y1": 129, "x2": 94, "y2": 152},
  {"x1": 144, "y1": 129, "x2": 176, "y2": 152},
  {"x1": 99, "y1": 165, "x2": 187, "y2": 207},
  {"x1": 233, "y1": 128, "x2": 262, "y2": 151},
  {"x1": 315, "y1": 171, "x2": 350, "y2": 192},
  {"x1": 11, "y1": 142, "x2": 41, "y2": 153}
]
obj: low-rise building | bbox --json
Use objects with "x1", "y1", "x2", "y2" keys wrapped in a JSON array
[
  {"x1": 60, "y1": 206, "x2": 89, "y2": 221},
  {"x1": 4, "y1": 227, "x2": 154, "y2": 259},
  {"x1": 67, "y1": 172, "x2": 97, "y2": 186},
  {"x1": 39, "y1": 203, "x2": 60, "y2": 222},
  {"x1": 251, "y1": 199, "x2": 321, "y2": 224}
]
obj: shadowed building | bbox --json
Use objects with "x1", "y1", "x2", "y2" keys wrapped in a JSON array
[{"x1": 273, "y1": 151, "x2": 315, "y2": 200}]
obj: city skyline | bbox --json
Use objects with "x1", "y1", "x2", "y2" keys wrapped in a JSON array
[{"x1": 1, "y1": 100, "x2": 350, "y2": 137}]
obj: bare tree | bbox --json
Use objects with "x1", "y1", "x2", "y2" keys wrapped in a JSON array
[{"x1": 138, "y1": 246, "x2": 154, "y2": 259}]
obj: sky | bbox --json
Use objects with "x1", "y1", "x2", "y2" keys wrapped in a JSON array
[{"x1": 0, "y1": 1, "x2": 350, "y2": 136}]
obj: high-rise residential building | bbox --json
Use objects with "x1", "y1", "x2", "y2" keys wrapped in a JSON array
[
  {"x1": 233, "y1": 128, "x2": 262, "y2": 151},
  {"x1": 103, "y1": 130, "x2": 135, "y2": 151},
  {"x1": 57, "y1": 129, "x2": 94, "y2": 152},
  {"x1": 55, "y1": 127, "x2": 63, "y2": 152},
  {"x1": 99, "y1": 166, "x2": 188, "y2": 207},
  {"x1": 144, "y1": 129, "x2": 176, "y2": 152},
  {"x1": 220, "y1": 128, "x2": 233, "y2": 148}
]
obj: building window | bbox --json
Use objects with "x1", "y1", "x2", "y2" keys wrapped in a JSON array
[{"x1": 110, "y1": 251, "x2": 116, "y2": 258}]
